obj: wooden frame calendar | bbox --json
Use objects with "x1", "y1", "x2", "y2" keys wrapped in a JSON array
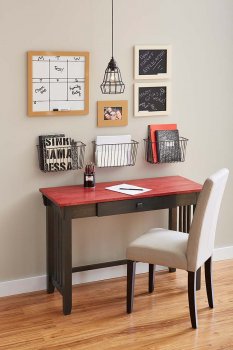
[{"x1": 28, "y1": 51, "x2": 89, "y2": 116}]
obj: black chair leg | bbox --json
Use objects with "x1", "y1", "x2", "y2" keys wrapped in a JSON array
[
  {"x1": 205, "y1": 256, "x2": 214, "y2": 308},
  {"x1": 149, "y1": 264, "x2": 155, "y2": 293},
  {"x1": 127, "y1": 260, "x2": 136, "y2": 314},
  {"x1": 188, "y1": 271, "x2": 198, "y2": 329},
  {"x1": 196, "y1": 267, "x2": 201, "y2": 291},
  {"x1": 169, "y1": 267, "x2": 176, "y2": 273}
]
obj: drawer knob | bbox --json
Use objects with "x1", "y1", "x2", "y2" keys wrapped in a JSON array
[{"x1": 136, "y1": 202, "x2": 143, "y2": 209}]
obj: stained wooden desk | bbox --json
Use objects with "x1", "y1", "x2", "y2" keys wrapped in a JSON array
[{"x1": 40, "y1": 176, "x2": 202, "y2": 315}]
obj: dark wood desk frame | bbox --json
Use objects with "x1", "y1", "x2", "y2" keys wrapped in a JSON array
[{"x1": 41, "y1": 177, "x2": 202, "y2": 315}]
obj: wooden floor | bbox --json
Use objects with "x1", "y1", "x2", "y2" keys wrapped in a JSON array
[{"x1": 1, "y1": 260, "x2": 233, "y2": 350}]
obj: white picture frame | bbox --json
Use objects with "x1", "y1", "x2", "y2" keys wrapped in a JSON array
[
  {"x1": 134, "y1": 82, "x2": 171, "y2": 117},
  {"x1": 134, "y1": 45, "x2": 171, "y2": 80}
]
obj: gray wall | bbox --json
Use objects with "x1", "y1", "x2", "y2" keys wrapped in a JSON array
[{"x1": 0, "y1": 0, "x2": 232, "y2": 282}]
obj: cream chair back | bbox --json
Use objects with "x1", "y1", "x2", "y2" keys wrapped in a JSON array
[{"x1": 187, "y1": 168, "x2": 229, "y2": 272}]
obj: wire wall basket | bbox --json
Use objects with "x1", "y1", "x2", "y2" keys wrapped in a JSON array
[
  {"x1": 144, "y1": 137, "x2": 188, "y2": 164},
  {"x1": 92, "y1": 140, "x2": 139, "y2": 167},
  {"x1": 37, "y1": 141, "x2": 86, "y2": 172}
]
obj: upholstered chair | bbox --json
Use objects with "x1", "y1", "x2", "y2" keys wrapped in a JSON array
[{"x1": 126, "y1": 169, "x2": 229, "y2": 328}]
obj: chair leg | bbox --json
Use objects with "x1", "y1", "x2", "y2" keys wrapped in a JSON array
[
  {"x1": 169, "y1": 267, "x2": 176, "y2": 273},
  {"x1": 188, "y1": 271, "x2": 198, "y2": 329},
  {"x1": 127, "y1": 260, "x2": 136, "y2": 314},
  {"x1": 205, "y1": 256, "x2": 214, "y2": 308},
  {"x1": 149, "y1": 264, "x2": 155, "y2": 293},
  {"x1": 196, "y1": 267, "x2": 201, "y2": 291}
]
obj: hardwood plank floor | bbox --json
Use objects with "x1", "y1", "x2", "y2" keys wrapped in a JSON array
[{"x1": 0, "y1": 260, "x2": 233, "y2": 350}]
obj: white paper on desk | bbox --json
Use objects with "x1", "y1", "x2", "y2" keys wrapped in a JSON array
[
  {"x1": 95, "y1": 135, "x2": 132, "y2": 167},
  {"x1": 105, "y1": 183, "x2": 152, "y2": 196}
]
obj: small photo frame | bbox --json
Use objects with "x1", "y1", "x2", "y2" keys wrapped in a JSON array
[
  {"x1": 134, "y1": 82, "x2": 171, "y2": 117},
  {"x1": 97, "y1": 100, "x2": 128, "y2": 127},
  {"x1": 134, "y1": 45, "x2": 171, "y2": 80}
]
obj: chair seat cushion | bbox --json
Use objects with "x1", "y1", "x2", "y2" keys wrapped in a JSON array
[{"x1": 126, "y1": 228, "x2": 188, "y2": 270}]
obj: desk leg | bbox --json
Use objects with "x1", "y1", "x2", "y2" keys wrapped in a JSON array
[
  {"x1": 61, "y1": 215, "x2": 72, "y2": 315},
  {"x1": 169, "y1": 207, "x2": 177, "y2": 273},
  {"x1": 46, "y1": 206, "x2": 55, "y2": 294}
]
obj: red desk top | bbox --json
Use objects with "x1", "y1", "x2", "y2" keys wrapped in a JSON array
[{"x1": 39, "y1": 176, "x2": 202, "y2": 207}]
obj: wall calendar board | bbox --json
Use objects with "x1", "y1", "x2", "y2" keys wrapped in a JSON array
[{"x1": 28, "y1": 51, "x2": 89, "y2": 116}]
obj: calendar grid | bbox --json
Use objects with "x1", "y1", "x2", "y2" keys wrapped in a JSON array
[
  {"x1": 28, "y1": 51, "x2": 89, "y2": 116},
  {"x1": 67, "y1": 59, "x2": 68, "y2": 101},
  {"x1": 49, "y1": 59, "x2": 51, "y2": 111},
  {"x1": 31, "y1": 55, "x2": 86, "y2": 112}
]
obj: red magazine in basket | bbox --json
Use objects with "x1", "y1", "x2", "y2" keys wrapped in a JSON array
[{"x1": 148, "y1": 124, "x2": 177, "y2": 163}]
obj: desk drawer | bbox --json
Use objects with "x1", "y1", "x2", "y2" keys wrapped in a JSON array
[
  {"x1": 97, "y1": 193, "x2": 198, "y2": 217},
  {"x1": 97, "y1": 197, "x2": 169, "y2": 216}
]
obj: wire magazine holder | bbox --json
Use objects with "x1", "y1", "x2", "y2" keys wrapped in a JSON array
[
  {"x1": 92, "y1": 140, "x2": 139, "y2": 167},
  {"x1": 144, "y1": 137, "x2": 188, "y2": 164},
  {"x1": 37, "y1": 141, "x2": 86, "y2": 172}
]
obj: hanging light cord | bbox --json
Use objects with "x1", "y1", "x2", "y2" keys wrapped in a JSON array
[
  {"x1": 112, "y1": 0, "x2": 114, "y2": 58},
  {"x1": 100, "y1": 0, "x2": 125, "y2": 93}
]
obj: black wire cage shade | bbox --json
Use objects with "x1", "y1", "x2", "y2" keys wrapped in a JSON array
[
  {"x1": 100, "y1": 0, "x2": 125, "y2": 94},
  {"x1": 100, "y1": 57, "x2": 125, "y2": 94}
]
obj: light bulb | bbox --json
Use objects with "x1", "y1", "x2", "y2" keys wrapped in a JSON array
[{"x1": 110, "y1": 72, "x2": 116, "y2": 83}]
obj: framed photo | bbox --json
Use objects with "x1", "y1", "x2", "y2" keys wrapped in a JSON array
[
  {"x1": 134, "y1": 45, "x2": 171, "y2": 80},
  {"x1": 97, "y1": 100, "x2": 128, "y2": 127},
  {"x1": 28, "y1": 51, "x2": 89, "y2": 116},
  {"x1": 134, "y1": 82, "x2": 171, "y2": 117}
]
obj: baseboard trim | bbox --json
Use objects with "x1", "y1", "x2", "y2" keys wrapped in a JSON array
[
  {"x1": 213, "y1": 246, "x2": 233, "y2": 261},
  {"x1": 1, "y1": 246, "x2": 233, "y2": 298},
  {"x1": 0, "y1": 263, "x2": 161, "y2": 298}
]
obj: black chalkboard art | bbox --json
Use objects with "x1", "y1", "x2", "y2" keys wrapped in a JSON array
[
  {"x1": 134, "y1": 83, "x2": 170, "y2": 116},
  {"x1": 134, "y1": 45, "x2": 171, "y2": 79}
]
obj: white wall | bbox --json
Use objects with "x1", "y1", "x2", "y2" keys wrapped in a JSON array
[{"x1": 0, "y1": 0, "x2": 233, "y2": 283}]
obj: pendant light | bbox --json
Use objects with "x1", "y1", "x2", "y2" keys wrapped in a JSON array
[{"x1": 100, "y1": 0, "x2": 125, "y2": 94}]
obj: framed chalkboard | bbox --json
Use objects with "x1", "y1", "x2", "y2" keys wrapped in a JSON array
[
  {"x1": 28, "y1": 51, "x2": 89, "y2": 117},
  {"x1": 134, "y1": 83, "x2": 170, "y2": 117},
  {"x1": 134, "y1": 45, "x2": 171, "y2": 80}
]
